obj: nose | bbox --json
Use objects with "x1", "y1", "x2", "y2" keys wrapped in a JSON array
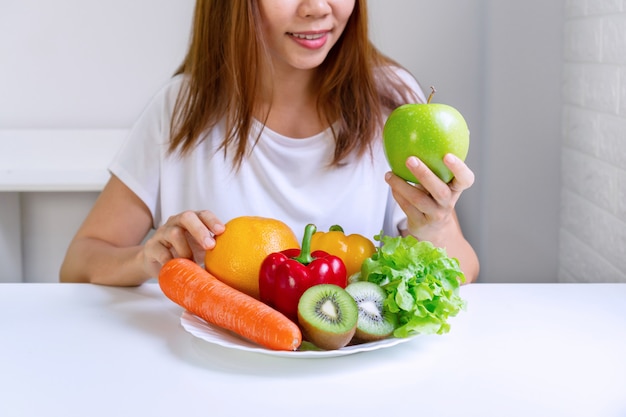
[{"x1": 297, "y1": 0, "x2": 332, "y2": 18}]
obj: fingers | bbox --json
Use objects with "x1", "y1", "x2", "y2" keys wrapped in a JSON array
[
  {"x1": 386, "y1": 155, "x2": 476, "y2": 234},
  {"x1": 443, "y1": 154, "x2": 475, "y2": 193},
  {"x1": 386, "y1": 168, "x2": 434, "y2": 213},
  {"x1": 144, "y1": 210, "x2": 225, "y2": 271},
  {"x1": 196, "y1": 210, "x2": 226, "y2": 247},
  {"x1": 405, "y1": 156, "x2": 451, "y2": 203},
  {"x1": 176, "y1": 210, "x2": 224, "y2": 250},
  {"x1": 404, "y1": 155, "x2": 473, "y2": 206}
]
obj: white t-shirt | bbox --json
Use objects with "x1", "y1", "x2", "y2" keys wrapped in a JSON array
[{"x1": 109, "y1": 69, "x2": 424, "y2": 242}]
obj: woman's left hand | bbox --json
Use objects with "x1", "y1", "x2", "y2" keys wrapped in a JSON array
[{"x1": 385, "y1": 153, "x2": 475, "y2": 242}]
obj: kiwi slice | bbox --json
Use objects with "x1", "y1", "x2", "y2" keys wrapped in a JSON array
[
  {"x1": 345, "y1": 281, "x2": 396, "y2": 342},
  {"x1": 297, "y1": 284, "x2": 358, "y2": 350}
]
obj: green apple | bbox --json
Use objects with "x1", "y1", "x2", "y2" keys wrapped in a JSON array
[{"x1": 383, "y1": 88, "x2": 470, "y2": 183}]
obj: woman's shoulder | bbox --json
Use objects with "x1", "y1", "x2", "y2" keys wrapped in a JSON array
[
  {"x1": 148, "y1": 74, "x2": 187, "y2": 107},
  {"x1": 375, "y1": 64, "x2": 426, "y2": 103},
  {"x1": 379, "y1": 64, "x2": 414, "y2": 80},
  {"x1": 129, "y1": 74, "x2": 189, "y2": 129}
]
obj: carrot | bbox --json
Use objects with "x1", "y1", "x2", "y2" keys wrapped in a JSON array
[{"x1": 159, "y1": 258, "x2": 302, "y2": 351}]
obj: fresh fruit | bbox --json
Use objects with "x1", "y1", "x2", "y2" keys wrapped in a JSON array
[
  {"x1": 297, "y1": 284, "x2": 358, "y2": 350},
  {"x1": 345, "y1": 281, "x2": 396, "y2": 342},
  {"x1": 310, "y1": 225, "x2": 376, "y2": 278},
  {"x1": 382, "y1": 87, "x2": 470, "y2": 183},
  {"x1": 204, "y1": 216, "x2": 300, "y2": 299}
]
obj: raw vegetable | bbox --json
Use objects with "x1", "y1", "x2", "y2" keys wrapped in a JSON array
[
  {"x1": 259, "y1": 224, "x2": 347, "y2": 322},
  {"x1": 159, "y1": 258, "x2": 302, "y2": 351},
  {"x1": 310, "y1": 225, "x2": 376, "y2": 278},
  {"x1": 360, "y1": 234, "x2": 466, "y2": 338}
]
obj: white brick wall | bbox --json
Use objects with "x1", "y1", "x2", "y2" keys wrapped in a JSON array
[{"x1": 560, "y1": 0, "x2": 626, "y2": 282}]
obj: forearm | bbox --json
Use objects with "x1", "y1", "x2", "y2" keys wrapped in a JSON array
[
  {"x1": 403, "y1": 218, "x2": 480, "y2": 284},
  {"x1": 436, "y1": 234, "x2": 479, "y2": 284},
  {"x1": 60, "y1": 237, "x2": 152, "y2": 287}
]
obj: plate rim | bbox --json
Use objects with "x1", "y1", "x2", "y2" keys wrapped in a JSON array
[{"x1": 180, "y1": 310, "x2": 417, "y2": 358}]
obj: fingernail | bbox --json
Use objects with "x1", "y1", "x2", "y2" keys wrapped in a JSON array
[
  {"x1": 445, "y1": 153, "x2": 458, "y2": 164},
  {"x1": 385, "y1": 172, "x2": 393, "y2": 181},
  {"x1": 204, "y1": 237, "x2": 215, "y2": 249},
  {"x1": 406, "y1": 156, "x2": 419, "y2": 168}
]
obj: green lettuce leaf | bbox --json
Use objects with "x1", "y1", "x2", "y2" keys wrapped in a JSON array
[{"x1": 361, "y1": 234, "x2": 467, "y2": 338}]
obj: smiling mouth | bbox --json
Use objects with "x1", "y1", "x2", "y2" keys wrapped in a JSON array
[{"x1": 287, "y1": 32, "x2": 327, "y2": 40}]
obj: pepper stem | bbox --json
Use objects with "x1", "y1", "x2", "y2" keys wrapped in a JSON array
[
  {"x1": 294, "y1": 224, "x2": 317, "y2": 265},
  {"x1": 328, "y1": 225, "x2": 344, "y2": 233}
]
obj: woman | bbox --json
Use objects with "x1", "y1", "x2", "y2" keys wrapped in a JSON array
[{"x1": 60, "y1": 0, "x2": 479, "y2": 286}]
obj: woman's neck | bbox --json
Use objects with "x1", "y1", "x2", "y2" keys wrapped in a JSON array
[{"x1": 257, "y1": 68, "x2": 327, "y2": 138}]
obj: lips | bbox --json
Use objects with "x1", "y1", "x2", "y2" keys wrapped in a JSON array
[
  {"x1": 287, "y1": 31, "x2": 329, "y2": 49},
  {"x1": 288, "y1": 32, "x2": 326, "y2": 40}
]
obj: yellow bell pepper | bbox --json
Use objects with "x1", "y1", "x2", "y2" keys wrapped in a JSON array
[{"x1": 310, "y1": 225, "x2": 376, "y2": 278}]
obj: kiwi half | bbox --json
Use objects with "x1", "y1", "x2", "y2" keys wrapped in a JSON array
[
  {"x1": 345, "y1": 281, "x2": 397, "y2": 342},
  {"x1": 297, "y1": 284, "x2": 358, "y2": 350}
]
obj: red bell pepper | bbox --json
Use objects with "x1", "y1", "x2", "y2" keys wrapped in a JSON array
[{"x1": 259, "y1": 223, "x2": 347, "y2": 322}]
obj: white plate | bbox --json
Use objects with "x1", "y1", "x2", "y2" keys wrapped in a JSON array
[{"x1": 180, "y1": 311, "x2": 417, "y2": 358}]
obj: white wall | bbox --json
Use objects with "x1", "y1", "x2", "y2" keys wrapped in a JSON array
[
  {"x1": 368, "y1": 0, "x2": 487, "y2": 267},
  {"x1": 0, "y1": 1, "x2": 565, "y2": 283},
  {"x1": 0, "y1": 0, "x2": 195, "y2": 128},
  {"x1": 560, "y1": 1, "x2": 626, "y2": 282},
  {"x1": 0, "y1": 0, "x2": 195, "y2": 282},
  {"x1": 370, "y1": 0, "x2": 564, "y2": 282},
  {"x1": 480, "y1": 0, "x2": 564, "y2": 282}
]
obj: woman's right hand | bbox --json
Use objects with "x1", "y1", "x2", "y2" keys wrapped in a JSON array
[
  {"x1": 61, "y1": 175, "x2": 227, "y2": 285},
  {"x1": 142, "y1": 210, "x2": 225, "y2": 278}
]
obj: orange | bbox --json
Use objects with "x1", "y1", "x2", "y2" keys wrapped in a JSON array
[{"x1": 204, "y1": 216, "x2": 300, "y2": 299}]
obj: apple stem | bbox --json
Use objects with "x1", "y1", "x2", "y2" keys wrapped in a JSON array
[{"x1": 427, "y1": 86, "x2": 437, "y2": 104}]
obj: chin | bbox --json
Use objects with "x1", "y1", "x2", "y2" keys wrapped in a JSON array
[{"x1": 290, "y1": 56, "x2": 329, "y2": 71}]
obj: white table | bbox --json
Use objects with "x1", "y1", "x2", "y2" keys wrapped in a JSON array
[{"x1": 1, "y1": 283, "x2": 625, "y2": 417}]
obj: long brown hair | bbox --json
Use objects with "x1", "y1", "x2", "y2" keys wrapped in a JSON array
[{"x1": 170, "y1": 0, "x2": 419, "y2": 168}]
